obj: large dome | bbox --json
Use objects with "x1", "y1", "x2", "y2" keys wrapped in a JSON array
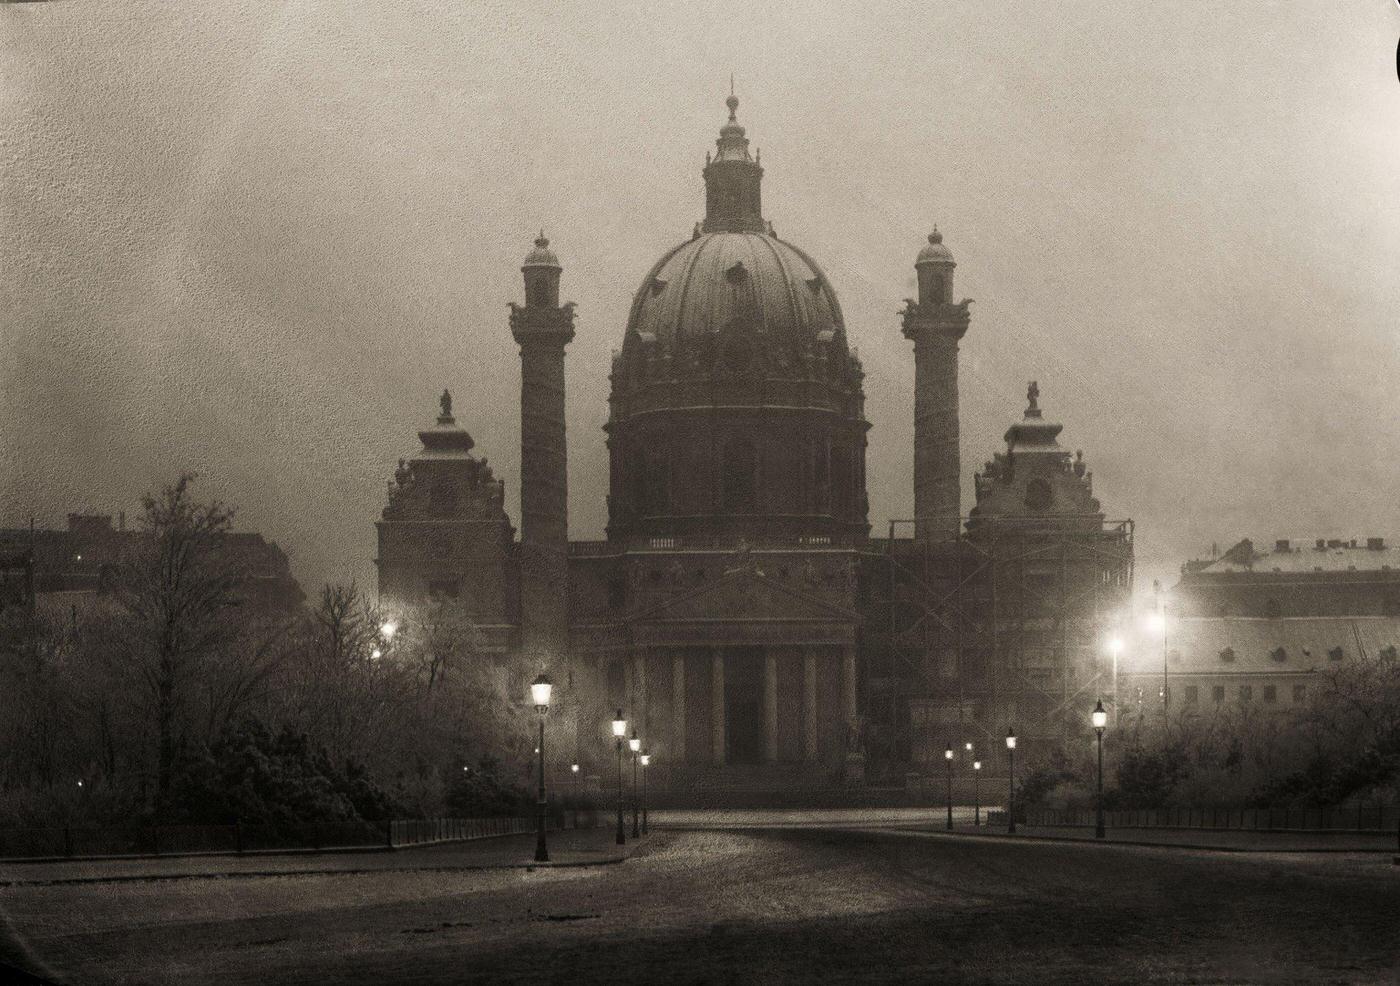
[{"x1": 625, "y1": 231, "x2": 845, "y2": 348}]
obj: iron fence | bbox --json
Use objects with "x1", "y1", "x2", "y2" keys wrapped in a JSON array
[
  {"x1": 0, "y1": 809, "x2": 597, "y2": 861},
  {"x1": 1022, "y1": 803, "x2": 1399, "y2": 832}
]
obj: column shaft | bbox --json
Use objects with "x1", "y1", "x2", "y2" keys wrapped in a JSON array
[
  {"x1": 803, "y1": 651, "x2": 819, "y2": 761},
  {"x1": 763, "y1": 650, "x2": 779, "y2": 763},
  {"x1": 671, "y1": 651, "x2": 686, "y2": 763},
  {"x1": 711, "y1": 649, "x2": 726, "y2": 765},
  {"x1": 842, "y1": 645, "x2": 858, "y2": 721}
]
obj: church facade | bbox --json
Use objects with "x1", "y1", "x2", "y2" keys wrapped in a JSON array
[{"x1": 375, "y1": 96, "x2": 1133, "y2": 789}]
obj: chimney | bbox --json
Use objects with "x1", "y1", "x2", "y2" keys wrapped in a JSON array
[
  {"x1": 1367, "y1": 537, "x2": 1385, "y2": 550},
  {"x1": 1315, "y1": 539, "x2": 1326, "y2": 550},
  {"x1": 1274, "y1": 539, "x2": 1290, "y2": 553}
]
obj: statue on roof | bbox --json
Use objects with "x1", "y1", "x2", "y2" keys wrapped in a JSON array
[
  {"x1": 439, "y1": 389, "x2": 453, "y2": 419},
  {"x1": 1027, "y1": 380, "x2": 1039, "y2": 413}
]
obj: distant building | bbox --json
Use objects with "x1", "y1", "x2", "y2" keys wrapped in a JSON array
[
  {"x1": 1119, "y1": 535, "x2": 1400, "y2": 719},
  {"x1": 1119, "y1": 615, "x2": 1400, "y2": 717},
  {"x1": 0, "y1": 512, "x2": 305, "y2": 622},
  {"x1": 1173, "y1": 537, "x2": 1400, "y2": 618}
]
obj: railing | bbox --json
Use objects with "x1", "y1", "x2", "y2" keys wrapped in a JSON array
[
  {"x1": 0, "y1": 811, "x2": 597, "y2": 861},
  {"x1": 568, "y1": 534, "x2": 855, "y2": 555},
  {"x1": 1024, "y1": 804, "x2": 1399, "y2": 833}
]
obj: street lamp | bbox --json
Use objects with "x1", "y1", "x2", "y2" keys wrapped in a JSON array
[
  {"x1": 530, "y1": 674, "x2": 553, "y2": 862},
  {"x1": 1006, "y1": 728, "x2": 1017, "y2": 834},
  {"x1": 611, "y1": 710, "x2": 627, "y2": 845},
  {"x1": 639, "y1": 752, "x2": 651, "y2": 835},
  {"x1": 944, "y1": 744, "x2": 954, "y2": 831},
  {"x1": 973, "y1": 760, "x2": 982, "y2": 826},
  {"x1": 380, "y1": 621, "x2": 397, "y2": 641},
  {"x1": 570, "y1": 762, "x2": 580, "y2": 802},
  {"x1": 629, "y1": 729, "x2": 642, "y2": 838},
  {"x1": 1092, "y1": 699, "x2": 1108, "y2": 840}
]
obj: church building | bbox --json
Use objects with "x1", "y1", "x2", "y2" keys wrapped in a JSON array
[{"x1": 375, "y1": 95, "x2": 1133, "y2": 792}]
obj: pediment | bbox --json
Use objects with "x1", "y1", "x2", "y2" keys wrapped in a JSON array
[{"x1": 628, "y1": 564, "x2": 857, "y2": 626}]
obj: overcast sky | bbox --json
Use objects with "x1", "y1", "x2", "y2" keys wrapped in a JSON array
[{"x1": 3, "y1": 1, "x2": 1398, "y2": 599}]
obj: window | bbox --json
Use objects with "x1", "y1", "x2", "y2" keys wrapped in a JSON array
[
  {"x1": 1219, "y1": 648, "x2": 1235, "y2": 664},
  {"x1": 1212, "y1": 685, "x2": 1225, "y2": 703},
  {"x1": 429, "y1": 481, "x2": 458, "y2": 517},
  {"x1": 1327, "y1": 647, "x2": 1344, "y2": 662},
  {"x1": 722, "y1": 436, "x2": 757, "y2": 513},
  {"x1": 607, "y1": 575, "x2": 626, "y2": 611},
  {"x1": 1184, "y1": 685, "x2": 1199, "y2": 704},
  {"x1": 1263, "y1": 685, "x2": 1277, "y2": 703},
  {"x1": 427, "y1": 578, "x2": 460, "y2": 599},
  {"x1": 1024, "y1": 478, "x2": 1052, "y2": 511},
  {"x1": 1270, "y1": 647, "x2": 1287, "y2": 663},
  {"x1": 1239, "y1": 685, "x2": 1253, "y2": 702},
  {"x1": 1292, "y1": 684, "x2": 1307, "y2": 703},
  {"x1": 1265, "y1": 597, "x2": 1281, "y2": 618},
  {"x1": 1380, "y1": 646, "x2": 1399, "y2": 662}
]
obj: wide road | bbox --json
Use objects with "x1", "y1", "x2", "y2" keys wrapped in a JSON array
[{"x1": 3, "y1": 828, "x2": 1398, "y2": 985}]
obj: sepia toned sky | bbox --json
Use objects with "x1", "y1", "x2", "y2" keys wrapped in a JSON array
[{"x1": 3, "y1": 1, "x2": 1398, "y2": 601}]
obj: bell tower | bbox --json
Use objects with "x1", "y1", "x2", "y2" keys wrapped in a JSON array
[
  {"x1": 509, "y1": 233, "x2": 576, "y2": 667},
  {"x1": 901, "y1": 228, "x2": 972, "y2": 543}
]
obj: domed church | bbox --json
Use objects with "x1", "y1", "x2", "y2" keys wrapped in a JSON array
[{"x1": 376, "y1": 95, "x2": 1134, "y2": 792}]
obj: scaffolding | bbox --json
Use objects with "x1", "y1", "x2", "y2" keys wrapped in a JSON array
[{"x1": 859, "y1": 516, "x2": 1134, "y2": 772}]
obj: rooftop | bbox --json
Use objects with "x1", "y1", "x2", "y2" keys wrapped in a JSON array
[{"x1": 1187, "y1": 537, "x2": 1398, "y2": 575}]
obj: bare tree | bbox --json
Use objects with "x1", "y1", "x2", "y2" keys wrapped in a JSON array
[{"x1": 114, "y1": 473, "x2": 243, "y2": 799}]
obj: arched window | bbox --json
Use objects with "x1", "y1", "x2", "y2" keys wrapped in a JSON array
[
  {"x1": 644, "y1": 451, "x2": 670, "y2": 515},
  {"x1": 627, "y1": 448, "x2": 647, "y2": 517},
  {"x1": 1024, "y1": 478, "x2": 1052, "y2": 511},
  {"x1": 1264, "y1": 597, "x2": 1281, "y2": 619},
  {"x1": 722, "y1": 436, "x2": 757, "y2": 513},
  {"x1": 812, "y1": 438, "x2": 830, "y2": 513}
]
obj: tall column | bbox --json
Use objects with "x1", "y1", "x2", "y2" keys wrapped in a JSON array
[
  {"x1": 803, "y1": 651, "x2": 819, "y2": 762},
  {"x1": 671, "y1": 651, "x2": 686, "y2": 764},
  {"x1": 842, "y1": 645, "x2": 858, "y2": 721},
  {"x1": 763, "y1": 650, "x2": 779, "y2": 763},
  {"x1": 711, "y1": 649, "x2": 726, "y2": 765},
  {"x1": 901, "y1": 229, "x2": 970, "y2": 544},
  {"x1": 510, "y1": 234, "x2": 576, "y2": 667}
]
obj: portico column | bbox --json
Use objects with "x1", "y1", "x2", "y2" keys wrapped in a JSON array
[
  {"x1": 803, "y1": 651, "x2": 818, "y2": 761},
  {"x1": 711, "y1": 649, "x2": 726, "y2": 765},
  {"x1": 763, "y1": 650, "x2": 779, "y2": 763},
  {"x1": 672, "y1": 651, "x2": 686, "y2": 763},
  {"x1": 842, "y1": 644, "x2": 858, "y2": 721}
]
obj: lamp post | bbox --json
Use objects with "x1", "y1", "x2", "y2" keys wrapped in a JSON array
[
  {"x1": 611, "y1": 710, "x2": 627, "y2": 845},
  {"x1": 973, "y1": 760, "x2": 982, "y2": 826},
  {"x1": 570, "y1": 762, "x2": 580, "y2": 802},
  {"x1": 639, "y1": 752, "x2": 651, "y2": 835},
  {"x1": 1092, "y1": 699, "x2": 1108, "y2": 840},
  {"x1": 629, "y1": 730, "x2": 642, "y2": 838},
  {"x1": 944, "y1": 744, "x2": 954, "y2": 830},
  {"x1": 530, "y1": 673, "x2": 553, "y2": 863},
  {"x1": 1006, "y1": 728, "x2": 1017, "y2": 834}
]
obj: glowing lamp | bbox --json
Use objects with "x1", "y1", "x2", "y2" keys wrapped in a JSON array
[
  {"x1": 612, "y1": 710, "x2": 627, "y2": 738},
  {"x1": 629, "y1": 729, "x2": 641, "y2": 754},
  {"x1": 1092, "y1": 699, "x2": 1108, "y2": 732},
  {"x1": 1006, "y1": 729, "x2": 1017, "y2": 751},
  {"x1": 530, "y1": 673, "x2": 553, "y2": 710}
]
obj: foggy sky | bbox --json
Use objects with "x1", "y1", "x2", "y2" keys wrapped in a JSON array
[{"x1": 3, "y1": 1, "x2": 1399, "y2": 600}]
